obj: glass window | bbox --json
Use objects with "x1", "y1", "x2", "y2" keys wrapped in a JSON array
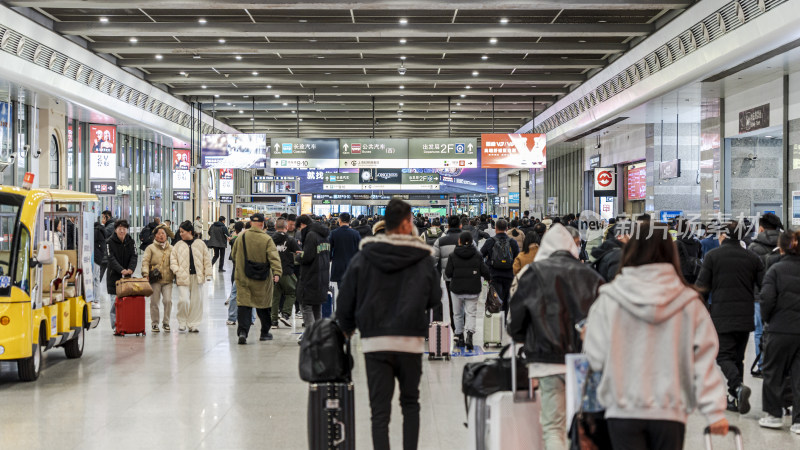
[
  {"x1": 13, "y1": 226, "x2": 30, "y2": 294},
  {"x1": 0, "y1": 193, "x2": 23, "y2": 295},
  {"x1": 49, "y1": 134, "x2": 59, "y2": 188}
]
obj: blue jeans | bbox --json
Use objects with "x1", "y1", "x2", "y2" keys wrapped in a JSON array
[
  {"x1": 754, "y1": 303, "x2": 763, "y2": 370},
  {"x1": 110, "y1": 301, "x2": 116, "y2": 330},
  {"x1": 227, "y1": 281, "x2": 255, "y2": 324}
]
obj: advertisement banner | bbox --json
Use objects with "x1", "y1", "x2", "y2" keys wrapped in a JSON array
[
  {"x1": 172, "y1": 149, "x2": 191, "y2": 189},
  {"x1": 219, "y1": 168, "x2": 234, "y2": 195},
  {"x1": 300, "y1": 194, "x2": 313, "y2": 215},
  {"x1": 89, "y1": 124, "x2": 117, "y2": 179},
  {"x1": 201, "y1": 133, "x2": 267, "y2": 169},
  {"x1": 627, "y1": 165, "x2": 646, "y2": 200},
  {"x1": 339, "y1": 138, "x2": 409, "y2": 168},
  {"x1": 481, "y1": 133, "x2": 546, "y2": 169},
  {"x1": 270, "y1": 138, "x2": 339, "y2": 169},
  {"x1": 594, "y1": 167, "x2": 617, "y2": 197},
  {"x1": 407, "y1": 138, "x2": 478, "y2": 168},
  {"x1": 82, "y1": 212, "x2": 95, "y2": 304}
]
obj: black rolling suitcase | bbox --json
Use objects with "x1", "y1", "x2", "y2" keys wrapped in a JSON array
[{"x1": 308, "y1": 381, "x2": 356, "y2": 450}]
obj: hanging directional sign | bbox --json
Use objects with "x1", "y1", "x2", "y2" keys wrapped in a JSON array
[
  {"x1": 269, "y1": 138, "x2": 339, "y2": 169},
  {"x1": 338, "y1": 138, "x2": 409, "y2": 168},
  {"x1": 323, "y1": 172, "x2": 439, "y2": 190},
  {"x1": 408, "y1": 138, "x2": 478, "y2": 168}
]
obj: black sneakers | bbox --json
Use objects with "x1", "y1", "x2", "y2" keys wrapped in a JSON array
[
  {"x1": 260, "y1": 332, "x2": 273, "y2": 341},
  {"x1": 465, "y1": 331, "x2": 474, "y2": 352},
  {"x1": 238, "y1": 334, "x2": 247, "y2": 345},
  {"x1": 737, "y1": 384, "x2": 752, "y2": 414},
  {"x1": 454, "y1": 333, "x2": 465, "y2": 348}
]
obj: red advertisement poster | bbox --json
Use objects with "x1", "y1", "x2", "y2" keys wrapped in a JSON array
[
  {"x1": 627, "y1": 166, "x2": 647, "y2": 200},
  {"x1": 89, "y1": 124, "x2": 117, "y2": 179},
  {"x1": 481, "y1": 133, "x2": 547, "y2": 169}
]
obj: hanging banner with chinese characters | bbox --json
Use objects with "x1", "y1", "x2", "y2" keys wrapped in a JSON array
[
  {"x1": 407, "y1": 138, "x2": 478, "y2": 168},
  {"x1": 89, "y1": 124, "x2": 117, "y2": 179},
  {"x1": 270, "y1": 138, "x2": 339, "y2": 169},
  {"x1": 338, "y1": 138, "x2": 409, "y2": 168}
]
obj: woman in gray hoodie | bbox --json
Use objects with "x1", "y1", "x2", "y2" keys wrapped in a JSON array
[{"x1": 583, "y1": 221, "x2": 729, "y2": 449}]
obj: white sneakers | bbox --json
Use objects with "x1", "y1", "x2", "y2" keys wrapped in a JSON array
[
  {"x1": 759, "y1": 414, "x2": 783, "y2": 429},
  {"x1": 792, "y1": 424, "x2": 800, "y2": 435}
]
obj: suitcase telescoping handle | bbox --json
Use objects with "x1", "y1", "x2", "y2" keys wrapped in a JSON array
[{"x1": 703, "y1": 425, "x2": 742, "y2": 450}]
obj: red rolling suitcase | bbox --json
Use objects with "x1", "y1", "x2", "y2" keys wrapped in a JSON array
[{"x1": 114, "y1": 296, "x2": 146, "y2": 336}]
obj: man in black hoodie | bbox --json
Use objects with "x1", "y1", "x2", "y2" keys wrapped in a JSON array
[
  {"x1": 296, "y1": 214, "x2": 331, "y2": 333},
  {"x1": 208, "y1": 216, "x2": 231, "y2": 272},
  {"x1": 338, "y1": 199, "x2": 442, "y2": 450},
  {"x1": 590, "y1": 221, "x2": 631, "y2": 281}
]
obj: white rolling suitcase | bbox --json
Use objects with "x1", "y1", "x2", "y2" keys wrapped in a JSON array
[{"x1": 467, "y1": 343, "x2": 544, "y2": 450}]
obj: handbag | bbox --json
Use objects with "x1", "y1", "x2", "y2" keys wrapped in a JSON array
[
  {"x1": 241, "y1": 231, "x2": 270, "y2": 281},
  {"x1": 569, "y1": 368, "x2": 612, "y2": 450},
  {"x1": 485, "y1": 284, "x2": 502, "y2": 314},
  {"x1": 462, "y1": 344, "x2": 529, "y2": 398},
  {"x1": 148, "y1": 248, "x2": 168, "y2": 284},
  {"x1": 116, "y1": 276, "x2": 154, "y2": 297}
]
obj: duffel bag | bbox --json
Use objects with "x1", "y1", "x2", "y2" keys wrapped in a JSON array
[
  {"x1": 462, "y1": 344, "x2": 528, "y2": 398},
  {"x1": 116, "y1": 277, "x2": 154, "y2": 297}
]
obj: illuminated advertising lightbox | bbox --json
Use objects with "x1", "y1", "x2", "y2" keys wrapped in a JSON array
[
  {"x1": 627, "y1": 165, "x2": 647, "y2": 200},
  {"x1": 172, "y1": 149, "x2": 191, "y2": 190},
  {"x1": 481, "y1": 133, "x2": 546, "y2": 169},
  {"x1": 219, "y1": 168, "x2": 234, "y2": 195},
  {"x1": 201, "y1": 133, "x2": 267, "y2": 169},
  {"x1": 89, "y1": 124, "x2": 117, "y2": 179},
  {"x1": 407, "y1": 138, "x2": 478, "y2": 168}
]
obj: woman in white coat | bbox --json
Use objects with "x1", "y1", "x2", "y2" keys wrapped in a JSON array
[{"x1": 170, "y1": 221, "x2": 212, "y2": 332}]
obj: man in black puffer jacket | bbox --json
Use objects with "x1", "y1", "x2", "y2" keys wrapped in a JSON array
[
  {"x1": 696, "y1": 221, "x2": 765, "y2": 415},
  {"x1": 296, "y1": 215, "x2": 331, "y2": 332},
  {"x1": 507, "y1": 224, "x2": 603, "y2": 449},
  {"x1": 445, "y1": 231, "x2": 490, "y2": 350},
  {"x1": 674, "y1": 218, "x2": 703, "y2": 284},
  {"x1": 338, "y1": 199, "x2": 442, "y2": 450},
  {"x1": 590, "y1": 222, "x2": 630, "y2": 281},
  {"x1": 747, "y1": 212, "x2": 782, "y2": 376}
]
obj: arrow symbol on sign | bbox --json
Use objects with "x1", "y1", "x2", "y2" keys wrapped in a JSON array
[
  {"x1": 274, "y1": 143, "x2": 280, "y2": 151},
  {"x1": 468, "y1": 143, "x2": 473, "y2": 151},
  {"x1": 344, "y1": 143, "x2": 349, "y2": 152}
]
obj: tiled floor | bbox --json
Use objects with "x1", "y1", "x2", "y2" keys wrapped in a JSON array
[{"x1": 0, "y1": 258, "x2": 798, "y2": 449}]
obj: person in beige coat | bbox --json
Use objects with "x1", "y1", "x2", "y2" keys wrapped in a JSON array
[
  {"x1": 142, "y1": 225, "x2": 174, "y2": 333},
  {"x1": 170, "y1": 221, "x2": 212, "y2": 332},
  {"x1": 230, "y1": 213, "x2": 282, "y2": 344}
]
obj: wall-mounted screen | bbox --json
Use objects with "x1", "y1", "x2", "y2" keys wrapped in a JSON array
[{"x1": 201, "y1": 133, "x2": 267, "y2": 169}]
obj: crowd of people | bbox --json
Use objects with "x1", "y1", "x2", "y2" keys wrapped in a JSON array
[{"x1": 88, "y1": 204, "x2": 800, "y2": 449}]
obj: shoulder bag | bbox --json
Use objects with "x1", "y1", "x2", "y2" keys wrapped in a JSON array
[
  {"x1": 148, "y1": 247, "x2": 167, "y2": 284},
  {"x1": 242, "y1": 231, "x2": 270, "y2": 281}
]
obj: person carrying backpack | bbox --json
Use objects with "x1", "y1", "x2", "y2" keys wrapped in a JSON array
[
  {"x1": 422, "y1": 218, "x2": 443, "y2": 246},
  {"x1": 480, "y1": 219, "x2": 519, "y2": 312},
  {"x1": 139, "y1": 217, "x2": 160, "y2": 252},
  {"x1": 674, "y1": 218, "x2": 703, "y2": 284},
  {"x1": 445, "y1": 231, "x2": 491, "y2": 350}
]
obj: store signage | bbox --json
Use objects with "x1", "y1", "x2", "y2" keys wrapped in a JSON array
[
  {"x1": 509, "y1": 192, "x2": 520, "y2": 204},
  {"x1": 201, "y1": 133, "x2": 267, "y2": 169},
  {"x1": 89, "y1": 124, "x2": 117, "y2": 179},
  {"x1": 659, "y1": 210, "x2": 683, "y2": 222},
  {"x1": 361, "y1": 168, "x2": 402, "y2": 185},
  {"x1": 739, "y1": 104, "x2": 770, "y2": 134},
  {"x1": 659, "y1": 159, "x2": 681, "y2": 180},
  {"x1": 339, "y1": 138, "x2": 409, "y2": 168},
  {"x1": 90, "y1": 181, "x2": 116, "y2": 195},
  {"x1": 480, "y1": 133, "x2": 546, "y2": 169},
  {"x1": 589, "y1": 154, "x2": 601, "y2": 169},
  {"x1": 219, "y1": 168, "x2": 234, "y2": 195},
  {"x1": 219, "y1": 195, "x2": 234, "y2": 204},
  {"x1": 593, "y1": 167, "x2": 617, "y2": 197},
  {"x1": 627, "y1": 165, "x2": 646, "y2": 200},
  {"x1": 173, "y1": 190, "x2": 191, "y2": 201},
  {"x1": 407, "y1": 138, "x2": 478, "y2": 168},
  {"x1": 270, "y1": 138, "x2": 339, "y2": 169},
  {"x1": 172, "y1": 149, "x2": 191, "y2": 189}
]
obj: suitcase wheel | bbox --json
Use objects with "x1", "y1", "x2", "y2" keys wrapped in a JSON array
[
  {"x1": 445, "y1": 355, "x2": 451, "y2": 361},
  {"x1": 428, "y1": 354, "x2": 434, "y2": 360}
]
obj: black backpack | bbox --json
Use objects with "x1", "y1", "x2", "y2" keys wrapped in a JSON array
[
  {"x1": 299, "y1": 318, "x2": 353, "y2": 383},
  {"x1": 139, "y1": 225, "x2": 154, "y2": 250},
  {"x1": 490, "y1": 236, "x2": 514, "y2": 270},
  {"x1": 676, "y1": 240, "x2": 702, "y2": 284}
]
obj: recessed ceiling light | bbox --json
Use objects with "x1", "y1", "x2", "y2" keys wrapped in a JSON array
[
  {"x1": 481, "y1": 55, "x2": 489, "y2": 60},
  {"x1": 214, "y1": 94, "x2": 219, "y2": 98},
  {"x1": 192, "y1": 55, "x2": 201, "y2": 59},
  {"x1": 155, "y1": 54, "x2": 163, "y2": 60},
  {"x1": 765, "y1": 135, "x2": 773, "y2": 138},
  {"x1": 399, "y1": 85, "x2": 405, "y2": 89},
  {"x1": 299, "y1": 19, "x2": 308, "y2": 23},
  {"x1": 465, "y1": 85, "x2": 471, "y2": 89},
  {"x1": 282, "y1": 102, "x2": 288, "y2": 106},
  {"x1": 218, "y1": 39, "x2": 226, "y2": 44},
  {"x1": 309, "y1": 39, "x2": 317, "y2": 42},
  {"x1": 500, "y1": 18, "x2": 509, "y2": 24},
  {"x1": 201, "y1": 85, "x2": 207, "y2": 89},
  {"x1": 266, "y1": 85, "x2": 272, "y2": 88},
  {"x1": 399, "y1": 39, "x2": 407, "y2": 44},
  {"x1": 472, "y1": 71, "x2": 479, "y2": 76},
  {"x1": 198, "y1": 18, "x2": 207, "y2": 24},
  {"x1": 226, "y1": 102, "x2": 232, "y2": 106},
  {"x1": 400, "y1": 56, "x2": 407, "y2": 60},
  {"x1": 489, "y1": 38, "x2": 498, "y2": 44},
  {"x1": 398, "y1": 118, "x2": 403, "y2": 121},
  {"x1": 399, "y1": 102, "x2": 404, "y2": 106},
  {"x1": 531, "y1": 85, "x2": 537, "y2": 88},
  {"x1": 129, "y1": 37, "x2": 138, "y2": 43},
  {"x1": 397, "y1": 110, "x2": 403, "y2": 114},
  {"x1": 99, "y1": 17, "x2": 109, "y2": 23},
  {"x1": 579, "y1": 40, "x2": 587, "y2": 43},
  {"x1": 324, "y1": 72, "x2": 331, "y2": 75},
  {"x1": 252, "y1": 71, "x2": 259, "y2": 76},
  {"x1": 598, "y1": 20, "x2": 607, "y2": 23},
  {"x1": 179, "y1": 71, "x2": 187, "y2": 76},
  {"x1": 239, "y1": 110, "x2": 244, "y2": 114},
  {"x1": 399, "y1": 18, "x2": 408, "y2": 25},
  {"x1": 275, "y1": 94, "x2": 281, "y2": 98},
  {"x1": 235, "y1": 55, "x2": 242, "y2": 60},
  {"x1": 456, "y1": 102, "x2": 461, "y2": 106},
  {"x1": 299, "y1": 118, "x2": 303, "y2": 122},
  {"x1": 460, "y1": 94, "x2": 466, "y2": 98},
  {"x1": 317, "y1": 56, "x2": 325, "y2": 59},
  {"x1": 250, "y1": 118, "x2": 255, "y2": 121}
]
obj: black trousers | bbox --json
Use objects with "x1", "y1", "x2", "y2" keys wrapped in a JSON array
[
  {"x1": 365, "y1": 352, "x2": 423, "y2": 450},
  {"x1": 211, "y1": 247, "x2": 226, "y2": 271},
  {"x1": 716, "y1": 331, "x2": 750, "y2": 395},
  {"x1": 762, "y1": 332, "x2": 800, "y2": 422},
  {"x1": 491, "y1": 278, "x2": 512, "y2": 313},
  {"x1": 237, "y1": 306, "x2": 270, "y2": 339},
  {"x1": 607, "y1": 418, "x2": 685, "y2": 450}
]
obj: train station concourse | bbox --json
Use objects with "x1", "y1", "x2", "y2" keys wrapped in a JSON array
[{"x1": 1, "y1": 1, "x2": 800, "y2": 449}]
